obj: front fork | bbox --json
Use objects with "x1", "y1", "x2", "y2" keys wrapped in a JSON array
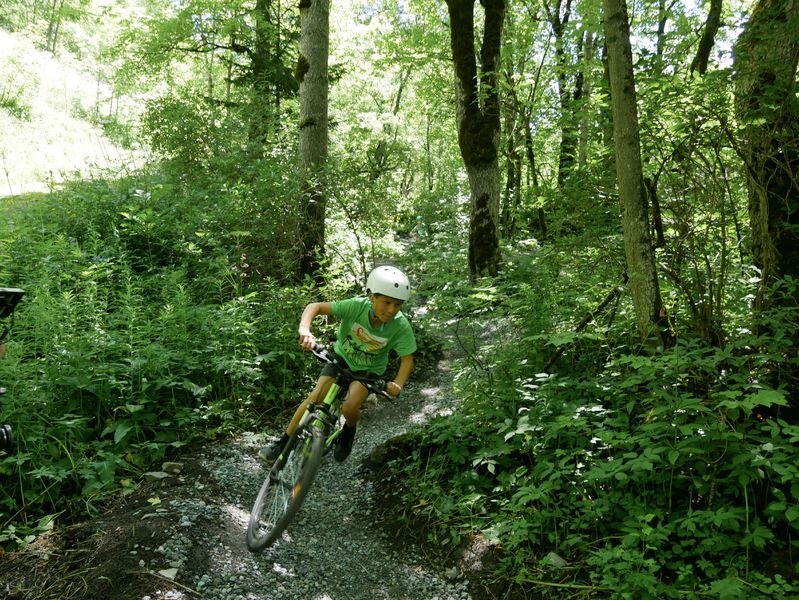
[{"x1": 291, "y1": 381, "x2": 344, "y2": 457}]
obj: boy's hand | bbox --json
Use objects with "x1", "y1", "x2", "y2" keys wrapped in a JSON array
[
  {"x1": 387, "y1": 381, "x2": 403, "y2": 398},
  {"x1": 298, "y1": 328, "x2": 316, "y2": 351}
]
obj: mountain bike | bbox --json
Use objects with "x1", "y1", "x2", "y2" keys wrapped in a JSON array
[{"x1": 246, "y1": 344, "x2": 390, "y2": 552}]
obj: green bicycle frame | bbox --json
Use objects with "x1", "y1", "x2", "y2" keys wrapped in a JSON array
[{"x1": 298, "y1": 379, "x2": 345, "y2": 447}]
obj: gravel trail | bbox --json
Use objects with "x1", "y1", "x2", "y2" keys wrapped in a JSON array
[
  {"x1": 133, "y1": 352, "x2": 468, "y2": 600},
  {"x1": 0, "y1": 307, "x2": 483, "y2": 600}
]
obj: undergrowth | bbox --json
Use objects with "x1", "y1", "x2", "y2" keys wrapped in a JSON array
[
  {"x1": 0, "y1": 146, "x2": 425, "y2": 547},
  {"x1": 0, "y1": 171, "x2": 318, "y2": 545},
  {"x1": 388, "y1": 228, "x2": 799, "y2": 598}
]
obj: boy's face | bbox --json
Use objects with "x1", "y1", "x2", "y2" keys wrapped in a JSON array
[{"x1": 370, "y1": 294, "x2": 404, "y2": 324}]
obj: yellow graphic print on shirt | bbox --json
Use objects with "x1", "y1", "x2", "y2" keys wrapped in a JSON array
[{"x1": 340, "y1": 322, "x2": 388, "y2": 368}]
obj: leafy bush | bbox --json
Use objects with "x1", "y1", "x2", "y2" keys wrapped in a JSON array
[
  {"x1": 0, "y1": 55, "x2": 37, "y2": 121},
  {"x1": 0, "y1": 96, "x2": 32, "y2": 120},
  {"x1": 385, "y1": 251, "x2": 799, "y2": 597},
  {"x1": 0, "y1": 181, "x2": 315, "y2": 546}
]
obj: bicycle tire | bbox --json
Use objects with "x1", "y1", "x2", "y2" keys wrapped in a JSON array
[{"x1": 246, "y1": 423, "x2": 326, "y2": 552}]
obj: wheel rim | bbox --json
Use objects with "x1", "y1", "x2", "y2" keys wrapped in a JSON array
[{"x1": 248, "y1": 430, "x2": 313, "y2": 547}]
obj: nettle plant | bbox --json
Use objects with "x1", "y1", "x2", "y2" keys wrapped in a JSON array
[{"x1": 0, "y1": 180, "x2": 312, "y2": 546}]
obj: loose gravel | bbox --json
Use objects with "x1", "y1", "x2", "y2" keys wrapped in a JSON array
[{"x1": 131, "y1": 356, "x2": 471, "y2": 600}]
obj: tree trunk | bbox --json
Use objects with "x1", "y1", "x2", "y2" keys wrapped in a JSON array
[
  {"x1": 690, "y1": 0, "x2": 723, "y2": 76},
  {"x1": 599, "y1": 40, "x2": 616, "y2": 172},
  {"x1": 654, "y1": 0, "x2": 668, "y2": 74},
  {"x1": 253, "y1": 0, "x2": 272, "y2": 92},
  {"x1": 578, "y1": 30, "x2": 594, "y2": 171},
  {"x1": 297, "y1": 0, "x2": 329, "y2": 280},
  {"x1": 250, "y1": 0, "x2": 273, "y2": 144},
  {"x1": 446, "y1": 0, "x2": 505, "y2": 279},
  {"x1": 425, "y1": 111, "x2": 434, "y2": 191},
  {"x1": 252, "y1": 0, "x2": 293, "y2": 118},
  {"x1": 544, "y1": 0, "x2": 578, "y2": 186},
  {"x1": 501, "y1": 74, "x2": 522, "y2": 236},
  {"x1": 603, "y1": 0, "x2": 668, "y2": 344},
  {"x1": 733, "y1": 0, "x2": 799, "y2": 315},
  {"x1": 46, "y1": 0, "x2": 65, "y2": 54}
]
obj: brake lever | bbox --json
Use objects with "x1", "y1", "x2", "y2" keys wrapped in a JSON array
[
  {"x1": 311, "y1": 344, "x2": 332, "y2": 362},
  {"x1": 372, "y1": 380, "x2": 393, "y2": 400}
]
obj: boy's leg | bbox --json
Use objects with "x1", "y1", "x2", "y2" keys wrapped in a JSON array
[
  {"x1": 334, "y1": 381, "x2": 369, "y2": 462},
  {"x1": 260, "y1": 375, "x2": 335, "y2": 461},
  {"x1": 340, "y1": 380, "x2": 369, "y2": 426},
  {"x1": 287, "y1": 375, "x2": 335, "y2": 434}
]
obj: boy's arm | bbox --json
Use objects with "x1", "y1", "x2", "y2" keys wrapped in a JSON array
[
  {"x1": 388, "y1": 353, "x2": 414, "y2": 397},
  {"x1": 298, "y1": 302, "x2": 333, "y2": 350}
]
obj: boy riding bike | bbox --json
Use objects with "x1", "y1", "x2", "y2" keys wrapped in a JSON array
[{"x1": 260, "y1": 266, "x2": 417, "y2": 462}]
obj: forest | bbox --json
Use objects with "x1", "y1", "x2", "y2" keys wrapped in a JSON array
[{"x1": 0, "y1": 0, "x2": 798, "y2": 597}]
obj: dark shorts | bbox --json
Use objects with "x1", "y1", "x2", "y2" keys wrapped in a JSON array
[{"x1": 320, "y1": 352, "x2": 376, "y2": 379}]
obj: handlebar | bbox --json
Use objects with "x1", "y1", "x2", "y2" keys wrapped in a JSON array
[{"x1": 310, "y1": 345, "x2": 392, "y2": 399}]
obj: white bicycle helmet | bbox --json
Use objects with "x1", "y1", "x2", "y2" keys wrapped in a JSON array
[{"x1": 366, "y1": 266, "x2": 411, "y2": 301}]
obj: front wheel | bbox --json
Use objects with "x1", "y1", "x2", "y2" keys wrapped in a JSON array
[{"x1": 246, "y1": 423, "x2": 325, "y2": 552}]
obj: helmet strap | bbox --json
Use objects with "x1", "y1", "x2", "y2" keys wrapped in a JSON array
[{"x1": 368, "y1": 307, "x2": 385, "y2": 332}]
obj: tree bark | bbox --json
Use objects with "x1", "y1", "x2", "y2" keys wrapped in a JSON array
[
  {"x1": 46, "y1": 0, "x2": 65, "y2": 54},
  {"x1": 543, "y1": 0, "x2": 578, "y2": 186},
  {"x1": 603, "y1": 0, "x2": 668, "y2": 344},
  {"x1": 502, "y1": 70, "x2": 522, "y2": 236},
  {"x1": 578, "y1": 30, "x2": 594, "y2": 171},
  {"x1": 445, "y1": 0, "x2": 505, "y2": 279},
  {"x1": 733, "y1": 0, "x2": 799, "y2": 314},
  {"x1": 654, "y1": 0, "x2": 669, "y2": 74},
  {"x1": 690, "y1": 0, "x2": 723, "y2": 76},
  {"x1": 297, "y1": 0, "x2": 329, "y2": 280},
  {"x1": 250, "y1": 0, "x2": 273, "y2": 144}
]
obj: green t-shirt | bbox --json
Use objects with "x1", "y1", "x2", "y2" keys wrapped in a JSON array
[{"x1": 331, "y1": 297, "x2": 417, "y2": 375}]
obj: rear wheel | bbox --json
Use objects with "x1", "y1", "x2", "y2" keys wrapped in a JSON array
[{"x1": 246, "y1": 423, "x2": 325, "y2": 551}]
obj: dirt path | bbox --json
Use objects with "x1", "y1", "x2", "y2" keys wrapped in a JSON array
[{"x1": 0, "y1": 345, "x2": 481, "y2": 600}]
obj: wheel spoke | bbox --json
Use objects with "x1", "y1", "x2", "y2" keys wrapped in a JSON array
[{"x1": 247, "y1": 426, "x2": 325, "y2": 552}]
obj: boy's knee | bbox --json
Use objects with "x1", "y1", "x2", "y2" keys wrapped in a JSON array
[
  {"x1": 342, "y1": 404, "x2": 360, "y2": 423},
  {"x1": 309, "y1": 376, "x2": 334, "y2": 403},
  {"x1": 341, "y1": 385, "x2": 368, "y2": 422}
]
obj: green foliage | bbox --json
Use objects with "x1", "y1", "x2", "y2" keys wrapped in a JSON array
[
  {"x1": 1, "y1": 7, "x2": 792, "y2": 600},
  {"x1": 141, "y1": 96, "x2": 220, "y2": 169},
  {"x1": 0, "y1": 177, "x2": 315, "y2": 545},
  {"x1": 0, "y1": 96, "x2": 32, "y2": 121},
  {"x1": 0, "y1": 55, "x2": 37, "y2": 121},
  {"x1": 385, "y1": 237, "x2": 799, "y2": 597}
]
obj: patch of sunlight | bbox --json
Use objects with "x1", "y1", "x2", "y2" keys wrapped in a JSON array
[
  {"x1": 272, "y1": 563, "x2": 296, "y2": 577},
  {"x1": 222, "y1": 503, "x2": 251, "y2": 530},
  {"x1": 410, "y1": 402, "x2": 453, "y2": 424},
  {"x1": 420, "y1": 386, "x2": 440, "y2": 397},
  {"x1": 0, "y1": 29, "x2": 147, "y2": 196}
]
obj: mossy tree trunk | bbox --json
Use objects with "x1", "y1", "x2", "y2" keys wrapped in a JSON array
[
  {"x1": 733, "y1": 0, "x2": 799, "y2": 317},
  {"x1": 297, "y1": 0, "x2": 329, "y2": 281},
  {"x1": 603, "y1": 0, "x2": 668, "y2": 344},
  {"x1": 445, "y1": 0, "x2": 505, "y2": 279}
]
